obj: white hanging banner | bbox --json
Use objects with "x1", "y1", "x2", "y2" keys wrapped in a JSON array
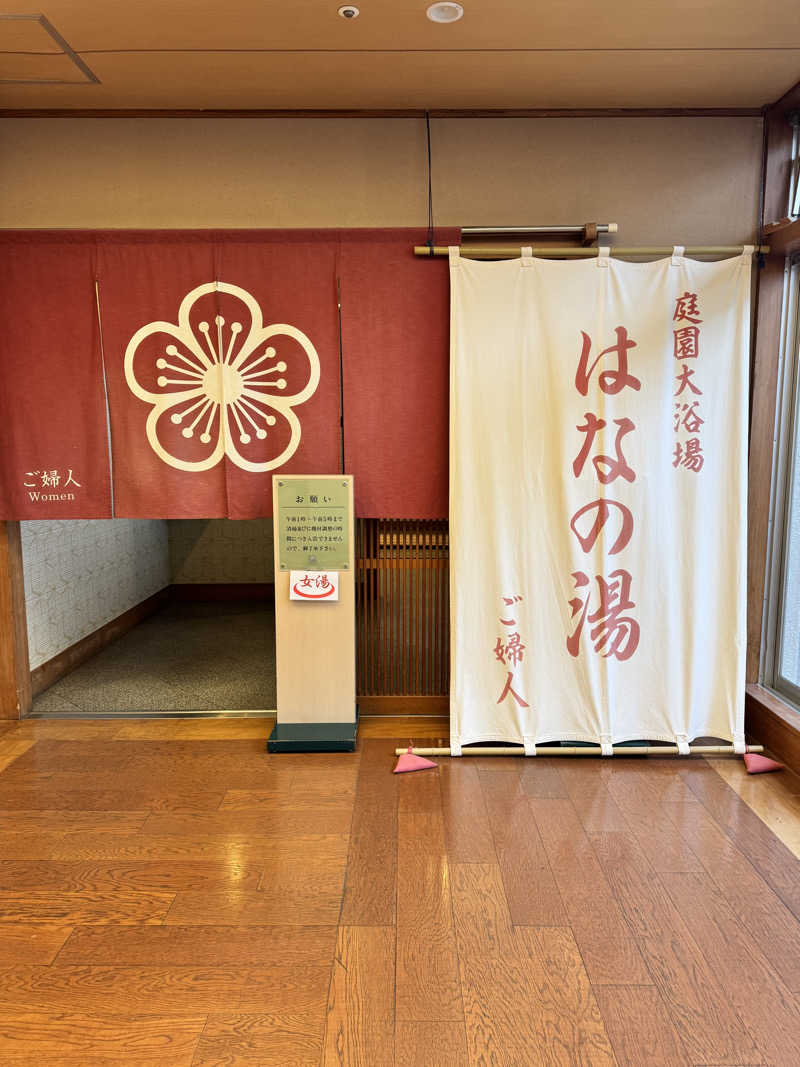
[{"x1": 449, "y1": 248, "x2": 751, "y2": 750}]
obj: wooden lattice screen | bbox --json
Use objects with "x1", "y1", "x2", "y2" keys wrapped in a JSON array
[{"x1": 355, "y1": 519, "x2": 449, "y2": 706}]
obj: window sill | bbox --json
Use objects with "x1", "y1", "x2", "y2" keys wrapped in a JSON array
[
  {"x1": 745, "y1": 683, "x2": 800, "y2": 774},
  {"x1": 763, "y1": 217, "x2": 800, "y2": 256}
]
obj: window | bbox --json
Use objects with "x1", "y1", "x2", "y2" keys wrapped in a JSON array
[
  {"x1": 789, "y1": 112, "x2": 800, "y2": 221},
  {"x1": 764, "y1": 254, "x2": 800, "y2": 705}
]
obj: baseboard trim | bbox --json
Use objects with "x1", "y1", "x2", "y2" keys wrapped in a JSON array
[
  {"x1": 356, "y1": 695, "x2": 449, "y2": 716},
  {"x1": 745, "y1": 683, "x2": 800, "y2": 775},
  {"x1": 170, "y1": 582, "x2": 274, "y2": 601},
  {"x1": 30, "y1": 589, "x2": 170, "y2": 698},
  {"x1": 28, "y1": 709, "x2": 277, "y2": 720}
]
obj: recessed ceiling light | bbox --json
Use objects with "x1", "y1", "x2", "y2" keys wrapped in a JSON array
[
  {"x1": 338, "y1": 5, "x2": 360, "y2": 18},
  {"x1": 426, "y1": 2, "x2": 464, "y2": 22}
]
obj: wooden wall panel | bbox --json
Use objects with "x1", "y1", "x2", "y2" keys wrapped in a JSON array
[
  {"x1": 355, "y1": 519, "x2": 449, "y2": 704},
  {"x1": 0, "y1": 521, "x2": 30, "y2": 719}
]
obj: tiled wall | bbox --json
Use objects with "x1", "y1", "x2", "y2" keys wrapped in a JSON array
[
  {"x1": 21, "y1": 520, "x2": 170, "y2": 670},
  {"x1": 168, "y1": 520, "x2": 274, "y2": 584},
  {"x1": 20, "y1": 518, "x2": 272, "y2": 671}
]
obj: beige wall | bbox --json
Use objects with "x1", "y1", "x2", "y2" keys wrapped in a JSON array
[
  {"x1": 0, "y1": 116, "x2": 762, "y2": 244},
  {"x1": 169, "y1": 520, "x2": 274, "y2": 584}
]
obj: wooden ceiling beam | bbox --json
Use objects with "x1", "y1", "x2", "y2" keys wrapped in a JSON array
[{"x1": 0, "y1": 106, "x2": 765, "y2": 119}]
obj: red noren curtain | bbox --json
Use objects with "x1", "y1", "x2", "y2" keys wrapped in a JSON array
[{"x1": 0, "y1": 229, "x2": 455, "y2": 520}]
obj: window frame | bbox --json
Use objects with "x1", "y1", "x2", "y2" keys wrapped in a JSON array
[{"x1": 763, "y1": 252, "x2": 800, "y2": 707}]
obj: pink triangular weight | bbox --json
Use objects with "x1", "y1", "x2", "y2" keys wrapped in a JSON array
[
  {"x1": 743, "y1": 753, "x2": 784, "y2": 774},
  {"x1": 393, "y1": 746, "x2": 437, "y2": 774}
]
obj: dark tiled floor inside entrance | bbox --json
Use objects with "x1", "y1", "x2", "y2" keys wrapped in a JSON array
[{"x1": 33, "y1": 601, "x2": 276, "y2": 714}]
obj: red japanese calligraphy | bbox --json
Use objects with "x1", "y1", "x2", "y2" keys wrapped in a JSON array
[
  {"x1": 573, "y1": 414, "x2": 636, "y2": 484},
  {"x1": 569, "y1": 323, "x2": 640, "y2": 661},
  {"x1": 673, "y1": 292, "x2": 702, "y2": 324},
  {"x1": 672, "y1": 292, "x2": 704, "y2": 474},
  {"x1": 674, "y1": 365, "x2": 702, "y2": 397},
  {"x1": 575, "y1": 328, "x2": 641, "y2": 397},
  {"x1": 499, "y1": 594, "x2": 523, "y2": 626},
  {"x1": 673, "y1": 438, "x2": 704, "y2": 472},
  {"x1": 674, "y1": 325, "x2": 700, "y2": 360},
  {"x1": 674, "y1": 401, "x2": 704, "y2": 435},
  {"x1": 494, "y1": 633, "x2": 525, "y2": 667},
  {"x1": 567, "y1": 570, "x2": 640, "y2": 661},
  {"x1": 569, "y1": 499, "x2": 633, "y2": 555},
  {"x1": 493, "y1": 596, "x2": 528, "y2": 705},
  {"x1": 496, "y1": 671, "x2": 530, "y2": 708}
]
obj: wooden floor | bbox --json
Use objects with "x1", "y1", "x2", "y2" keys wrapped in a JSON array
[{"x1": 0, "y1": 716, "x2": 798, "y2": 1065}]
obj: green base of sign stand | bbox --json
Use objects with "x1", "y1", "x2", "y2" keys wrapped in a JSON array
[{"x1": 267, "y1": 714, "x2": 358, "y2": 753}]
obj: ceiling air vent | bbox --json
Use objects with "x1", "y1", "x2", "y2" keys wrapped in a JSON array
[{"x1": 0, "y1": 14, "x2": 99, "y2": 85}]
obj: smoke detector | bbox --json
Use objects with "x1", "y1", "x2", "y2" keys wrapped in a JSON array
[{"x1": 426, "y1": 2, "x2": 464, "y2": 22}]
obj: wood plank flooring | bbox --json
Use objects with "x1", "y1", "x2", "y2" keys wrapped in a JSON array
[{"x1": 0, "y1": 716, "x2": 797, "y2": 1063}]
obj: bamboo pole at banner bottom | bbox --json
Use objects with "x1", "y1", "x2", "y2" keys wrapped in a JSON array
[
  {"x1": 413, "y1": 245, "x2": 770, "y2": 259},
  {"x1": 395, "y1": 745, "x2": 764, "y2": 757}
]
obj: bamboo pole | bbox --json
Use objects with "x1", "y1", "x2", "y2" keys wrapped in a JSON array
[
  {"x1": 395, "y1": 744, "x2": 764, "y2": 757},
  {"x1": 461, "y1": 224, "x2": 618, "y2": 237},
  {"x1": 414, "y1": 245, "x2": 769, "y2": 259}
]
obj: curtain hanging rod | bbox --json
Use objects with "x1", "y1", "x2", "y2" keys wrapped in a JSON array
[
  {"x1": 461, "y1": 224, "x2": 618, "y2": 237},
  {"x1": 415, "y1": 244, "x2": 769, "y2": 259},
  {"x1": 396, "y1": 744, "x2": 764, "y2": 757}
]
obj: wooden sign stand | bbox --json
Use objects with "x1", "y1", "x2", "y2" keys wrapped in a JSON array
[{"x1": 267, "y1": 474, "x2": 357, "y2": 753}]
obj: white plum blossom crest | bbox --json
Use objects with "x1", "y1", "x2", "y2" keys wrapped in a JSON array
[{"x1": 124, "y1": 281, "x2": 320, "y2": 472}]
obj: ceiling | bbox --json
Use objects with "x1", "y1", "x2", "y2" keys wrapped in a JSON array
[{"x1": 1, "y1": 1, "x2": 798, "y2": 111}]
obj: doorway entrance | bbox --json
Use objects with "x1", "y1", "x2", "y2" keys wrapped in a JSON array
[{"x1": 21, "y1": 518, "x2": 276, "y2": 716}]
